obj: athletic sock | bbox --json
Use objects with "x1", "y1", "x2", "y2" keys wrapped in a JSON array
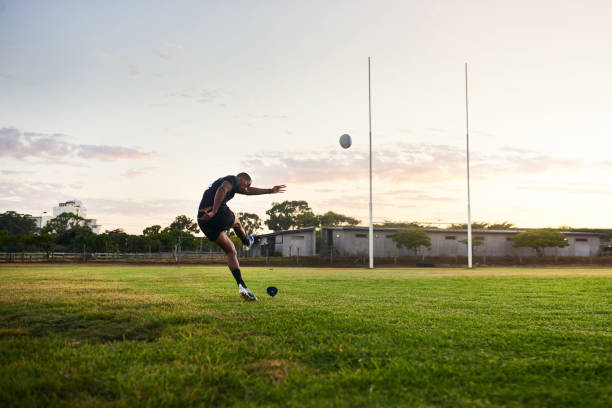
[{"x1": 231, "y1": 269, "x2": 246, "y2": 287}]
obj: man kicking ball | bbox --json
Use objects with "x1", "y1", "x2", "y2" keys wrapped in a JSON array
[{"x1": 197, "y1": 172, "x2": 286, "y2": 301}]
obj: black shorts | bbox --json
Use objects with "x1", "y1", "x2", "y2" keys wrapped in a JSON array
[{"x1": 197, "y1": 205, "x2": 236, "y2": 241}]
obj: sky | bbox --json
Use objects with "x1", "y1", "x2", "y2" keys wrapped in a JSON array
[{"x1": 1, "y1": 0, "x2": 612, "y2": 234}]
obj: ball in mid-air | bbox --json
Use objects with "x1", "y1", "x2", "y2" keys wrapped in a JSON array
[{"x1": 339, "y1": 133, "x2": 352, "y2": 149}]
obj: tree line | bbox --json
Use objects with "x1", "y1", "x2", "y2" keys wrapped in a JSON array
[
  {"x1": 0, "y1": 201, "x2": 360, "y2": 254},
  {"x1": 2, "y1": 202, "x2": 610, "y2": 256}
]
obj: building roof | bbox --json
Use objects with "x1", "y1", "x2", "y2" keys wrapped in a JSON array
[
  {"x1": 255, "y1": 226, "x2": 316, "y2": 239},
  {"x1": 320, "y1": 225, "x2": 607, "y2": 237}
]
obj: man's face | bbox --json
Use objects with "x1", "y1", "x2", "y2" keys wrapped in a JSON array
[{"x1": 238, "y1": 177, "x2": 251, "y2": 193}]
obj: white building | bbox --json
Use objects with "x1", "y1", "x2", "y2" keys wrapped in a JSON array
[
  {"x1": 51, "y1": 200, "x2": 101, "y2": 233},
  {"x1": 30, "y1": 214, "x2": 52, "y2": 231},
  {"x1": 53, "y1": 200, "x2": 87, "y2": 218},
  {"x1": 87, "y1": 219, "x2": 102, "y2": 234}
]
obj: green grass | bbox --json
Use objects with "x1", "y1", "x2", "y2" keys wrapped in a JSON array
[{"x1": 0, "y1": 265, "x2": 611, "y2": 407}]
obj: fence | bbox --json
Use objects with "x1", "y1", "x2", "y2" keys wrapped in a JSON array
[
  {"x1": 0, "y1": 251, "x2": 227, "y2": 263},
  {"x1": 3, "y1": 252, "x2": 612, "y2": 266}
]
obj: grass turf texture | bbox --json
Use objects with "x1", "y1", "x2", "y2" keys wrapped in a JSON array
[{"x1": 0, "y1": 265, "x2": 610, "y2": 407}]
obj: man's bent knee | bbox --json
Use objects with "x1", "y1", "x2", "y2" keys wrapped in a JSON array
[{"x1": 219, "y1": 243, "x2": 236, "y2": 256}]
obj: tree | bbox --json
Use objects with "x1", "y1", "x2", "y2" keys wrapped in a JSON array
[
  {"x1": 237, "y1": 212, "x2": 263, "y2": 234},
  {"x1": 459, "y1": 237, "x2": 485, "y2": 256},
  {"x1": 265, "y1": 201, "x2": 317, "y2": 231},
  {"x1": 106, "y1": 229, "x2": 129, "y2": 252},
  {"x1": 85, "y1": 233, "x2": 116, "y2": 253},
  {"x1": 142, "y1": 225, "x2": 162, "y2": 237},
  {"x1": 295, "y1": 211, "x2": 319, "y2": 229},
  {"x1": 557, "y1": 226, "x2": 612, "y2": 241},
  {"x1": 229, "y1": 235, "x2": 242, "y2": 249},
  {"x1": 512, "y1": 229, "x2": 569, "y2": 257},
  {"x1": 449, "y1": 222, "x2": 490, "y2": 230},
  {"x1": 264, "y1": 201, "x2": 360, "y2": 231},
  {"x1": 56, "y1": 225, "x2": 94, "y2": 251},
  {"x1": 166, "y1": 215, "x2": 199, "y2": 234},
  {"x1": 28, "y1": 234, "x2": 57, "y2": 258},
  {"x1": 0, "y1": 211, "x2": 37, "y2": 235},
  {"x1": 392, "y1": 229, "x2": 432, "y2": 257},
  {"x1": 375, "y1": 221, "x2": 426, "y2": 228},
  {"x1": 486, "y1": 222, "x2": 515, "y2": 230},
  {"x1": 39, "y1": 213, "x2": 96, "y2": 251},
  {"x1": 0, "y1": 230, "x2": 8, "y2": 249},
  {"x1": 449, "y1": 221, "x2": 515, "y2": 230},
  {"x1": 42, "y1": 213, "x2": 86, "y2": 235},
  {"x1": 318, "y1": 211, "x2": 360, "y2": 227},
  {"x1": 0, "y1": 229, "x2": 22, "y2": 252}
]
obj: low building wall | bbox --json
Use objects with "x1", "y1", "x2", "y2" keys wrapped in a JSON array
[
  {"x1": 252, "y1": 227, "x2": 317, "y2": 257},
  {"x1": 321, "y1": 227, "x2": 605, "y2": 258}
]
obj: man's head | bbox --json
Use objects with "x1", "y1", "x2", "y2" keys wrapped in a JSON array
[{"x1": 237, "y1": 172, "x2": 252, "y2": 192}]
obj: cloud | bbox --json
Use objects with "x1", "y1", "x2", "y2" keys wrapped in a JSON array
[
  {"x1": 77, "y1": 145, "x2": 150, "y2": 161},
  {"x1": 163, "y1": 88, "x2": 223, "y2": 105},
  {"x1": 197, "y1": 89, "x2": 221, "y2": 104},
  {"x1": 0, "y1": 180, "x2": 66, "y2": 210},
  {"x1": 260, "y1": 114, "x2": 288, "y2": 120},
  {"x1": 241, "y1": 151, "x2": 365, "y2": 185},
  {"x1": 0, "y1": 72, "x2": 34, "y2": 87},
  {"x1": 518, "y1": 184, "x2": 612, "y2": 195},
  {"x1": 241, "y1": 143, "x2": 465, "y2": 185},
  {"x1": 83, "y1": 198, "x2": 200, "y2": 233},
  {"x1": 242, "y1": 143, "x2": 601, "y2": 186},
  {"x1": 0, "y1": 180, "x2": 198, "y2": 233},
  {"x1": 384, "y1": 188, "x2": 456, "y2": 202},
  {"x1": 123, "y1": 166, "x2": 159, "y2": 178},
  {"x1": 0, "y1": 127, "x2": 151, "y2": 162},
  {"x1": 93, "y1": 49, "x2": 140, "y2": 76},
  {"x1": 84, "y1": 198, "x2": 194, "y2": 217},
  {"x1": 1, "y1": 169, "x2": 34, "y2": 175},
  {"x1": 154, "y1": 42, "x2": 184, "y2": 61},
  {"x1": 312, "y1": 188, "x2": 456, "y2": 216}
]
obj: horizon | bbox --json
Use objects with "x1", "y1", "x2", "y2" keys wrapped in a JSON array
[
  {"x1": 8, "y1": 202, "x2": 611, "y2": 236},
  {"x1": 2, "y1": 1, "x2": 612, "y2": 234}
]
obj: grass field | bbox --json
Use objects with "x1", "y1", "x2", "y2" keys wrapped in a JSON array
[{"x1": 1, "y1": 265, "x2": 611, "y2": 407}]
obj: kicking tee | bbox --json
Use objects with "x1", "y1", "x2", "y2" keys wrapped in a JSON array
[{"x1": 199, "y1": 175, "x2": 239, "y2": 209}]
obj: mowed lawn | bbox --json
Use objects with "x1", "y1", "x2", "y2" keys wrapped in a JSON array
[{"x1": 0, "y1": 265, "x2": 611, "y2": 407}]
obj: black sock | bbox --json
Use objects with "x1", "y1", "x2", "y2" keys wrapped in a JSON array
[{"x1": 231, "y1": 269, "x2": 246, "y2": 287}]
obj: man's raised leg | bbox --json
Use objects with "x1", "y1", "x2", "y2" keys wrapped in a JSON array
[
  {"x1": 214, "y1": 231, "x2": 257, "y2": 301},
  {"x1": 232, "y1": 218, "x2": 254, "y2": 250}
]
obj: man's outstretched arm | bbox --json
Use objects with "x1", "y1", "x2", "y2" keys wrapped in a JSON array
[{"x1": 241, "y1": 184, "x2": 286, "y2": 195}]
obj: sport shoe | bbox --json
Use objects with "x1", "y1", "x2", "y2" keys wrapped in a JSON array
[
  {"x1": 244, "y1": 234, "x2": 254, "y2": 251},
  {"x1": 238, "y1": 284, "x2": 258, "y2": 301}
]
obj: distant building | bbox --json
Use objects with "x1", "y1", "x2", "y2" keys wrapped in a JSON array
[
  {"x1": 252, "y1": 227, "x2": 317, "y2": 257},
  {"x1": 30, "y1": 214, "x2": 52, "y2": 232},
  {"x1": 321, "y1": 226, "x2": 606, "y2": 258},
  {"x1": 51, "y1": 200, "x2": 101, "y2": 233},
  {"x1": 53, "y1": 200, "x2": 87, "y2": 218}
]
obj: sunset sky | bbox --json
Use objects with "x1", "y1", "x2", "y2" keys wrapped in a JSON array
[{"x1": 2, "y1": 0, "x2": 611, "y2": 234}]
